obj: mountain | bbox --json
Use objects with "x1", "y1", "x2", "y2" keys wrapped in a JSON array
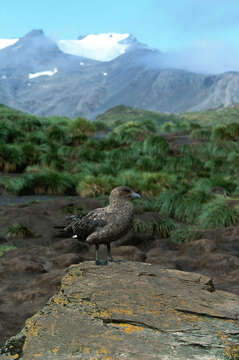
[{"x1": 1, "y1": 29, "x2": 239, "y2": 119}]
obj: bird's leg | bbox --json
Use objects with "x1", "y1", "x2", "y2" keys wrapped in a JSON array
[
  {"x1": 95, "y1": 243, "x2": 107, "y2": 265},
  {"x1": 107, "y1": 243, "x2": 114, "y2": 262},
  {"x1": 107, "y1": 243, "x2": 122, "y2": 263}
]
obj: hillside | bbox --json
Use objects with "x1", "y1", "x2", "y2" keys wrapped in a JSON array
[
  {"x1": 95, "y1": 104, "x2": 183, "y2": 128},
  {"x1": 182, "y1": 103, "x2": 239, "y2": 125}
]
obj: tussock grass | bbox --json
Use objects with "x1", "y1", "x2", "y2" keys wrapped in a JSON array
[
  {"x1": 2, "y1": 103, "x2": 239, "y2": 239},
  {"x1": 133, "y1": 217, "x2": 177, "y2": 238},
  {"x1": 198, "y1": 198, "x2": 239, "y2": 228},
  {"x1": 76, "y1": 175, "x2": 115, "y2": 197},
  {"x1": 6, "y1": 224, "x2": 35, "y2": 239},
  {"x1": 0, "y1": 245, "x2": 17, "y2": 256},
  {"x1": 170, "y1": 226, "x2": 203, "y2": 244},
  {"x1": 4, "y1": 169, "x2": 76, "y2": 195}
]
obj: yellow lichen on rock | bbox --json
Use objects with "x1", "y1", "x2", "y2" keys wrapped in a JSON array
[
  {"x1": 52, "y1": 346, "x2": 60, "y2": 353},
  {"x1": 218, "y1": 331, "x2": 228, "y2": 342},
  {"x1": 61, "y1": 273, "x2": 73, "y2": 287},
  {"x1": 52, "y1": 293, "x2": 69, "y2": 305},
  {"x1": 79, "y1": 345, "x2": 91, "y2": 354},
  {"x1": 50, "y1": 321, "x2": 56, "y2": 337},
  {"x1": 225, "y1": 345, "x2": 239, "y2": 360},
  {"x1": 113, "y1": 323, "x2": 144, "y2": 334},
  {"x1": 111, "y1": 307, "x2": 134, "y2": 316},
  {"x1": 24, "y1": 318, "x2": 43, "y2": 337},
  {"x1": 95, "y1": 346, "x2": 110, "y2": 355}
]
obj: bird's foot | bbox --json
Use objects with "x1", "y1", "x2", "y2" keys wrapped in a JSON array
[
  {"x1": 108, "y1": 257, "x2": 126, "y2": 263},
  {"x1": 95, "y1": 260, "x2": 108, "y2": 266}
]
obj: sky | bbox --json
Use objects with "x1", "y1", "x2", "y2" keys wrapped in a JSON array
[{"x1": 1, "y1": 0, "x2": 239, "y2": 73}]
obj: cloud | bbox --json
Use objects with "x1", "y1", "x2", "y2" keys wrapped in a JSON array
[
  {"x1": 160, "y1": 40, "x2": 239, "y2": 74},
  {"x1": 142, "y1": 40, "x2": 239, "y2": 74}
]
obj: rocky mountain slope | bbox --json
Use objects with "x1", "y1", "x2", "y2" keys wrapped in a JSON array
[{"x1": 1, "y1": 30, "x2": 239, "y2": 118}]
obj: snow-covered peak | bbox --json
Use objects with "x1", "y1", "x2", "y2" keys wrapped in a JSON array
[
  {"x1": 58, "y1": 33, "x2": 131, "y2": 61},
  {"x1": 0, "y1": 38, "x2": 19, "y2": 50}
]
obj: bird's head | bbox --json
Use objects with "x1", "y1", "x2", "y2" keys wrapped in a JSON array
[{"x1": 109, "y1": 186, "x2": 141, "y2": 202}]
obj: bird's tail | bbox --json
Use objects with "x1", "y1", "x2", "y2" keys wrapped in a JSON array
[{"x1": 53, "y1": 215, "x2": 81, "y2": 237}]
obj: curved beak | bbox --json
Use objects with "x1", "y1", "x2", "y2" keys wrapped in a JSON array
[{"x1": 132, "y1": 192, "x2": 141, "y2": 199}]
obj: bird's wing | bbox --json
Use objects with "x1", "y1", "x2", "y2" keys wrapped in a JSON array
[
  {"x1": 86, "y1": 218, "x2": 131, "y2": 245},
  {"x1": 54, "y1": 215, "x2": 82, "y2": 230},
  {"x1": 66, "y1": 207, "x2": 108, "y2": 240}
]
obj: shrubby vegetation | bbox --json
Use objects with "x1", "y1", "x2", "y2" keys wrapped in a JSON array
[{"x1": 1, "y1": 103, "x2": 239, "y2": 242}]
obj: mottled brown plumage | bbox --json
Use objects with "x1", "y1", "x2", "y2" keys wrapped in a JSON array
[{"x1": 64, "y1": 186, "x2": 140, "y2": 265}]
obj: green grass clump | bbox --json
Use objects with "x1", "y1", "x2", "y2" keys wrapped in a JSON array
[
  {"x1": 0, "y1": 245, "x2": 17, "y2": 256},
  {"x1": 142, "y1": 135, "x2": 170, "y2": 157},
  {"x1": 110, "y1": 121, "x2": 152, "y2": 143},
  {"x1": 170, "y1": 226, "x2": 203, "y2": 244},
  {"x1": 4, "y1": 169, "x2": 75, "y2": 195},
  {"x1": 0, "y1": 143, "x2": 26, "y2": 172},
  {"x1": 6, "y1": 224, "x2": 35, "y2": 239},
  {"x1": 68, "y1": 117, "x2": 95, "y2": 141},
  {"x1": 197, "y1": 198, "x2": 239, "y2": 228},
  {"x1": 133, "y1": 217, "x2": 177, "y2": 238},
  {"x1": 76, "y1": 174, "x2": 116, "y2": 197},
  {"x1": 190, "y1": 127, "x2": 212, "y2": 141}
]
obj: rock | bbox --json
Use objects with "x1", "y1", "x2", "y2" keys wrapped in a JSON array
[
  {"x1": 52, "y1": 238, "x2": 89, "y2": 254},
  {"x1": 0, "y1": 237, "x2": 6, "y2": 244},
  {"x1": 114, "y1": 231, "x2": 155, "y2": 251},
  {"x1": 111, "y1": 245, "x2": 146, "y2": 262},
  {"x1": 146, "y1": 247, "x2": 178, "y2": 268},
  {"x1": 200, "y1": 252, "x2": 239, "y2": 273},
  {"x1": 152, "y1": 238, "x2": 179, "y2": 250},
  {"x1": 180, "y1": 238, "x2": 217, "y2": 256},
  {"x1": 4, "y1": 256, "x2": 47, "y2": 273},
  {"x1": 175, "y1": 238, "x2": 239, "y2": 274},
  {"x1": 28, "y1": 270, "x2": 64, "y2": 294},
  {"x1": 52, "y1": 253, "x2": 85, "y2": 268},
  {"x1": 1, "y1": 261, "x2": 239, "y2": 360}
]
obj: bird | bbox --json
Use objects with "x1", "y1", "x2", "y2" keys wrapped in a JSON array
[{"x1": 63, "y1": 186, "x2": 141, "y2": 265}]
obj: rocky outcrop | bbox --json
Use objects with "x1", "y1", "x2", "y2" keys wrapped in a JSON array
[
  {"x1": 1, "y1": 261, "x2": 239, "y2": 360},
  {"x1": 1, "y1": 197, "x2": 239, "y2": 351}
]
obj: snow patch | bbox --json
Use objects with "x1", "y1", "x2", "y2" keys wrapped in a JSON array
[
  {"x1": 29, "y1": 67, "x2": 58, "y2": 79},
  {"x1": 58, "y1": 33, "x2": 130, "y2": 61},
  {"x1": 1, "y1": 75, "x2": 7, "y2": 80},
  {"x1": 0, "y1": 38, "x2": 19, "y2": 50},
  {"x1": 103, "y1": 72, "x2": 108, "y2": 76},
  {"x1": 80, "y1": 62, "x2": 85, "y2": 66},
  {"x1": 13, "y1": 45, "x2": 22, "y2": 50}
]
